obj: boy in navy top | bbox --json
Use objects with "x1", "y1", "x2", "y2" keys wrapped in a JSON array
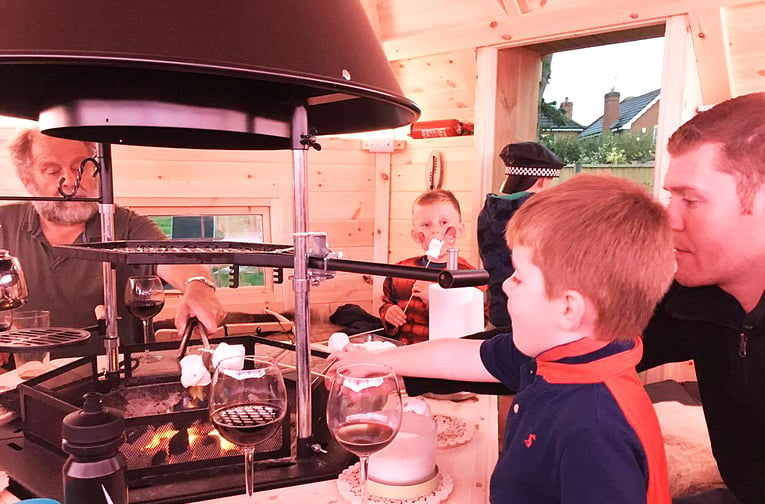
[{"x1": 331, "y1": 173, "x2": 674, "y2": 504}]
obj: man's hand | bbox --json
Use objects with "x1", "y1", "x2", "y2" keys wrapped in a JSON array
[
  {"x1": 383, "y1": 305, "x2": 407, "y2": 327},
  {"x1": 175, "y1": 281, "x2": 226, "y2": 337}
]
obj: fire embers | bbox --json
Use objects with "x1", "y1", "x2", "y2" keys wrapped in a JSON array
[{"x1": 124, "y1": 420, "x2": 239, "y2": 468}]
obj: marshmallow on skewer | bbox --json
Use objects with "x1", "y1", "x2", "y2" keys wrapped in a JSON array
[
  {"x1": 403, "y1": 396, "x2": 432, "y2": 417},
  {"x1": 212, "y1": 341, "x2": 246, "y2": 370},
  {"x1": 426, "y1": 238, "x2": 444, "y2": 261},
  {"x1": 328, "y1": 332, "x2": 350, "y2": 352},
  {"x1": 180, "y1": 354, "x2": 211, "y2": 388},
  {"x1": 359, "y1": 340, "x2": 397, "y2": 352}
]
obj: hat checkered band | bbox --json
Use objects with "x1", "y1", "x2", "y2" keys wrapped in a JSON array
[{"x1": 505, "y1": 166, "x2": 562, "y2": 177}]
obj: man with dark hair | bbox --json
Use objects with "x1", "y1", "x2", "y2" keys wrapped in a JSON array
[{"x1": 640, "y1": 92, "x2": 765, "y2": 504}]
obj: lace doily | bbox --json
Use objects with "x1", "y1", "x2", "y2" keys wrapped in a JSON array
[
  {"x1": 337, "y1": 462, "x2": 453, "y2": 504},
  {"x1": 434, "y1": 414, "x2": 476, "y2": 448}
]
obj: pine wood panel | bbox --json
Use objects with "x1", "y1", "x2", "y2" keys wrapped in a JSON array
[
  {"x1": 726, "y1": 2, "x2": 765, "y2": 95},
  {"x1": 391, "y1": 48, "x2": 477, "y2": 122},
  {"x1": 388, "y1": 136, "x2": 479, "y2": 266},
  {"x1": 377, "y1": 0, "x2": 761, "y2": 61}
]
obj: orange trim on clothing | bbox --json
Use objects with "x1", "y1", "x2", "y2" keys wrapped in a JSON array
[
  {"x1": 537, "y1": 337, "x2": 671, "y2": 504},
  {"x1": 537, "y1": 337, "x2": 641, "y2": 384},
  {"x1": 604, "y1": 367, "x2": 671, "y2": 504}
]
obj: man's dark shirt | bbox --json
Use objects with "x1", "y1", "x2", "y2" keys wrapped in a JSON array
[{"x1": 0, "y1": 203, "x2": 166, "y2": 354}]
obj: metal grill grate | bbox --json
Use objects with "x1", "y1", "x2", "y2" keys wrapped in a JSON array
[
  {"x1": 216, "y1": 404, "x2": 281, "y2": 427},
  {"x1": 0, "y1": 327, "x2": 90, "y2": 351}
]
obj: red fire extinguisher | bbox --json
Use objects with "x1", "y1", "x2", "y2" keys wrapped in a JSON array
[{"x1": 410, "y1": 119, "x2": 462, "y2": 139}]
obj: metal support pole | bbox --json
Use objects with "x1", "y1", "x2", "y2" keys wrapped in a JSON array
[
  {"x1": 97, "y1": 143, "x2": 119, "y2": 375},
  {"x1": 291, "y1": 104, "x2": 313, "y2": 452}
]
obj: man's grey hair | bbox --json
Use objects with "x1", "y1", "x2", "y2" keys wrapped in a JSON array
[{"x1": 7, "y1": 127, "x2": 97, "y2": 185}]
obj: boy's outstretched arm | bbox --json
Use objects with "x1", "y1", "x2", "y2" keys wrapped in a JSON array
[{"x1": 327, "y1": 338, "x2": 496, "y2": 383}]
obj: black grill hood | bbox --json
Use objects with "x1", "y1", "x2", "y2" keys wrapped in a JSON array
[{"x1": 0, "y1": 0, "x2": 420, "y2": 149}]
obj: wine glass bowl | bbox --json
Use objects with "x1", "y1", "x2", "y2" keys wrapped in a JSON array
[
  {"x1": 124, "y1": 275, "x2": 165, "y2": 359},
  {"x1": 209, "y1": 355, "x2": 287, "y2": 498},
  {"x1": 327, "y1": 363, "x2": 402, "y2": 504},
  {"x1": 0, "y1": 311, "x2": 12, "y2": 332}
]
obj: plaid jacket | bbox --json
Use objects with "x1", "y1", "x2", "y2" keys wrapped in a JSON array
[{"x1": 380, "y1": 255, "x2": 483, "y2": 344}]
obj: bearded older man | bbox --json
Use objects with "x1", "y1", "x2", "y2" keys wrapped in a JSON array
[{"x1": 0, "y1": 127, "x2": 225, "y2": 358}]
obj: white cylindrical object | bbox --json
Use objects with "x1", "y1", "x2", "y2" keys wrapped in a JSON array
[
  {"x1": 428, "y1": 285, "x2": 484, "y2": 339},
  {"x1": 368, "y1": 412, "x2": 437, "y2": 485}
]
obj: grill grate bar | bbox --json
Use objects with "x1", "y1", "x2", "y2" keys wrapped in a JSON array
[{"x1": 0, "y1": 327, "x2": 90, "y2": 351}]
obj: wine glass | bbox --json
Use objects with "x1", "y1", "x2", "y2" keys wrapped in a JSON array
[
  {"x1": 209, "y1": 355, "x2": 288, "y2": 498},
  {"x1": 124, "y1": 275, "x2": 165, "y2": 362},
  {"x1": 0, "y1": 311, "x2": 11, "y2": 332},
  {"x1": 0, "y1": 311, "x2": 11, "y2": 393},
  {"x1": 327, "y1": 363, "x2": 403, "y2": 504}
]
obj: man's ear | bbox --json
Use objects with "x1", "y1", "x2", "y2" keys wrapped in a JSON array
[{"x1": 558, "y1": 289, "x2": 587, "y2": 332}]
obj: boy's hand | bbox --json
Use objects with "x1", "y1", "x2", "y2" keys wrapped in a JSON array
[
  {"x1": 411, "y1": 280, "x2": 431, "y2": 305},
  {"x1": 384, "y1": 305, "x2": 407, "y2": 327},
  {"x1": 324, "y1": 344, "x2": 375, "y2": 389}
]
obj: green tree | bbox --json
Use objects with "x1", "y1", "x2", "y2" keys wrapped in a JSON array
[{"x1": 541, "y1": 132, "x2": 654, "y2": 165}]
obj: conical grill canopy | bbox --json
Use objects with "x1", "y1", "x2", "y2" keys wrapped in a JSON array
[{"x1": 0, "y1": 0, "x2": 419, "y2": 148}]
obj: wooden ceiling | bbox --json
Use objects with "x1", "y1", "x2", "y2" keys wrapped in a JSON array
[{"x1": 361, "y1": 0, "x2": 765, "y2": 107}]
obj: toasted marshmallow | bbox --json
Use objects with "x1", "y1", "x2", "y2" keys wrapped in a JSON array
[
  {"x1": 212, "y1": 342, "x2": 246, "y2": 370},
  {"x1": 403, "y1": 396, "x2": 432, "y2": 417},
  {"x1": 328, "y1": 332, "x2": 350, "y2": 353},
  {"x1": 426, "y1": 238, "x2": 444, "y2": 261},
  {"x1": 360, "y1": 340, "x2": 397, "y2": 352},
  {"x1": 180, "y1": 354, "x2": 211, "y2": 388}
]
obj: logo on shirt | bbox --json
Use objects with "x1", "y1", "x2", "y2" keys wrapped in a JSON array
[{"x1": 524, "y1": 433, "x2": 537, "y2": 448}]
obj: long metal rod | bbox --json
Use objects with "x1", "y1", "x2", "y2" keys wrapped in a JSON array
[
  {"x1": 291, "y1": 104, "x2": 313, "y2": 447},
  {"x1": 0, "y1": 196, "x2": 100, "y2": 201},
  {"x1": 97, "y1": 142, "x2": 119, "y2": 374}
]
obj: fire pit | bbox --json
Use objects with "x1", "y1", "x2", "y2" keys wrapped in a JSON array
[{"x1": 10, "y1": 335, "x2": 353, "y2": 503}]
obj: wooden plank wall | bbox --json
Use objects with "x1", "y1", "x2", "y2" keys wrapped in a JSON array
[
  {"x1": 391, "y1": 48, "x2": 477, "y2": 124},
  {"x1": 388, "y1": 136, "x2": 479, "y2": 267},
  {"x1": 0, "y1": 126, "x2": 378, "y2": 322}
]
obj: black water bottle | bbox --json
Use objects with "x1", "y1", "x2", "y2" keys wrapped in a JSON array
[{"x1": 62, "y1": 392, "x2": 128, "y2": 504}]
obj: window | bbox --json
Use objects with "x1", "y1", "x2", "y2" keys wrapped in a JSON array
[
  {"x1": 150, "y1": 214, "x2": 267, "y2": 287},
  {"x1": 122, "y1": 198, "x2": 276, "y2": 293}
]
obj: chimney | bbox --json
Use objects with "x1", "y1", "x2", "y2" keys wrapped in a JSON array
[
  {"x1": 560, "y1": 97, "x2": 573, "y2": 120},
  {"x1": 602, "y1": 89, "x2": 620, "y2": 133}
]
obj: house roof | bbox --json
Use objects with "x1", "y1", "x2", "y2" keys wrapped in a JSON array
[
  {"x1": 580, "y1": 89, "x2": 660, "y2": 138},
  {"x1": 538, "y1": 110, "x2": 584, "y2": 132}
]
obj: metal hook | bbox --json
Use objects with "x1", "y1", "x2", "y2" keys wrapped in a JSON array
[
  {"x1": 300, "y1": 128, "x2": 322, "y2": 151},
  {"x1": 57, "y1": 157, "x2": 100, "y2": 199}
]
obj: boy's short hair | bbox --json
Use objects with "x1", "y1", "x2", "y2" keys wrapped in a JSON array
[
  {"x1": 668, "y1": 92, "x2": 765, "y2": 212},
  {"x1": 505, "y1": 173, "x2": 674, "y2": 340},
  {"x1": 412, "y1": 189, "x2": 462, "y2": 218}
]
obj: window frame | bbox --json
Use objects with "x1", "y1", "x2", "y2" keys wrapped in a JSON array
[{"x1": 119, "y1": 196, "x2": 282, "y2": 299}]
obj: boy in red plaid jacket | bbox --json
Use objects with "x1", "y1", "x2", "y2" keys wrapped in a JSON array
[{"x1": 380, "y1": 189, "x2": 483, "y2": 344}]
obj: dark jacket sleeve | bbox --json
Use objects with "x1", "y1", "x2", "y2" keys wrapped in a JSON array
[
  {"x1": 402, "y1": 327, "x2": 515, "y2": 396},
  {"x1": 638, "y1": 282, "x2": 693, "y2": 372}
]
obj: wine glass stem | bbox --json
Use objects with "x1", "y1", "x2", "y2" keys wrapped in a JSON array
[
  {"x1": 141, "y1": 320, "x2": 150, "y2": 345},
  {"x1": 359, "y1": 455, "x2": 369, "y2": 504},
  {"x1": 244, "y1": 447, "x2": 255, "y2": 497}
]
